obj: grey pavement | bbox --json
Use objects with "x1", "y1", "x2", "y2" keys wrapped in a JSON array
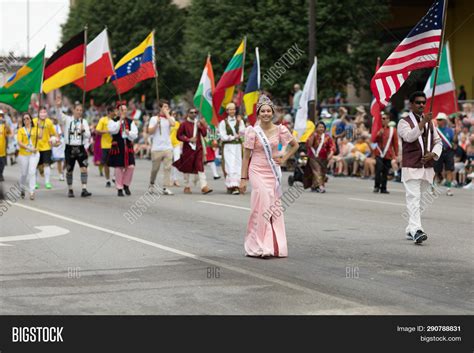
[{"x1": 0, "y1": 159, "x2": 472, "y2": 314}]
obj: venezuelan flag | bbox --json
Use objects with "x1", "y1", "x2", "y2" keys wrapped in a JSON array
[
  {"x1": 243, "y1": 47, "x2": 260, "y2": 126},
  {"x1": 213, "y1": 39, "x2": 245, "y2": 121},
  {"x1": 111, "y1": 31, "x2": 156, "y2": 94}
]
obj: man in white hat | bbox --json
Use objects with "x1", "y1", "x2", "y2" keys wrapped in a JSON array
[
  {"x1": 433, "y1": 112, "x2": 455, "y2": 196},
  {"x1": 218, "y1": 102, "x2": 245, "y2": 194}
]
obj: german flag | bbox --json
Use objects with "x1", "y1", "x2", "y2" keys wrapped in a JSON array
[{"x1": 43, "y1": 31, "x2": 85, "y2": 93}]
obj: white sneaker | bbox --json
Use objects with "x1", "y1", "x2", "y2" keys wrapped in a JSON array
[
  {"x1": 446, "y1": 188, "x2": 453, "y2": 196},
  {"x1": 59, "y1": 174, "x2": 65, "y2": 181},
  {"x1": 463, "y1": 183, "x2": 473, "y2": 189},
  {"x1": 162, "y1": 188, "x2": 174, "y2": 195}
]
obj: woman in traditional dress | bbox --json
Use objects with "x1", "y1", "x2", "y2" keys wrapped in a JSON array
[
  {"x1": 304, "y1": 121, "x2": 336, "y2": 193},
  {"x1": 240, "y1": 95, "x2": 299, "y2": 258},
  {"x1": 108, "y1": 104, "x2": 138, "y2": 197}
]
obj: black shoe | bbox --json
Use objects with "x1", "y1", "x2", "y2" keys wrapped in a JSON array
[
  {"x1": 413, "y1": 230, "x2": 428, "y2": 244},
  {"x1": 0, "y1": 175, "x2": 4, "y2": 182},
  {"x1": 68, "y1": 189, "x2": 75, "y2": 198},
  {"x1": 123, "y1": 185, "x2": 131, "y2": 195},
  {"x1": 380, "y1": 189, "x2": 390, "y2": 194},
  {"x1": 373, "y1": 187, "x2": 380, "y2": 193},
  {"x1": 213, "y1": 176, "x2": 221, "y2": 180},
  {"x1": 105, "y1": 181, "x2": 111, "y2": 188},
  {"x1": 81, "y1": 189, "x2": 92, "y2": 197},
  {"x1": 117, "y1": 189, "x2": 124, "y2": 197},
  {"x1": 20, "y1": 191, "x2": 25, "y2": 199}
]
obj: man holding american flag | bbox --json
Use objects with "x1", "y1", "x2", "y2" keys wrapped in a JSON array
[{"x1": 370, "y1": 0, "x2": 447, "y2": 245}]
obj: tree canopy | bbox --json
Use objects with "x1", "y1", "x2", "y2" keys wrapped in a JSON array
[{"x1": 59, "y1": 0, "x2": 391, "y2": 106}]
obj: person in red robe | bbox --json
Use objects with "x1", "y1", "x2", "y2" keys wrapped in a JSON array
[
  {"x1": 303, "y1": 121, "x2": 336, "y2": 193},
  {"x1": 172, "y1": 108, "x2": 213, "y2": 194}
]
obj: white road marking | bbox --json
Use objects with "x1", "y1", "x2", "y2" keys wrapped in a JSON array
[
  {"x1": 10, "y1": 203, "x2": 365, "y2": 308},
  {"x1": 0, "y1": 226, "x2": 69, "y2": 246},
  {"x1": 348, "y1": 198, "x2": 405, "y2": 207},
  {"x1": 198, "y1": 200, "x2": 251, "y2": 211}
]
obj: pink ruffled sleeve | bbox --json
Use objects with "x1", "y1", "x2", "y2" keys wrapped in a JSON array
[
  {"x1": 279, "y1": 125, "x2": 294, "y2": 146},
  {"x1": 243, "y1": 126, "x2": 256, "y2": 149}
]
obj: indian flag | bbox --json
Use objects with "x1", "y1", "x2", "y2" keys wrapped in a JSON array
[
  {"x1": 194, "y1": 55, "x2": 217, "y2": 127},
  {"x1": 424, "y1": 42, "x2": 458, "y2": 117},
  {"x1": 213, "y1": 38, "x2": 246, "y2": 121}
]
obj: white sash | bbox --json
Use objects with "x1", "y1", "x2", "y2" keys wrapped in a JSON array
[
  {"x1": 189, "y1": 118, "x2": 197, "y2": 151},
  {"x1": 377, "y1": 127, "x2": 394, "y2": 158},
  {"x1": 409, "y1": 112, "x2": 431, "y2": 155},
  {"x1": 310, "y1": 133, "x2": 325, "y2": 158},
  {"x1": 253, "y1": 126, "x2": 283, "y2": 198}
]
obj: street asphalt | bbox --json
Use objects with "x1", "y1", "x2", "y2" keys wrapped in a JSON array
[{"x1": 0, "y1": 159, "x2": 472, "y2": 314}]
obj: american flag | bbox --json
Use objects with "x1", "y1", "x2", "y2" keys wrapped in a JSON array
[{"x1": 370, "y1": 0, "x2": 445, "y2": 108}]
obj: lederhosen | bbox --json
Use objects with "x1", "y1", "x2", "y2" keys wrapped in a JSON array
[
  {"x1": 108, "y1": 118, "x2": 135, "y2": 168},
  {"x1": 65, "y1": 119, "x2": 88, "y2": 171}
]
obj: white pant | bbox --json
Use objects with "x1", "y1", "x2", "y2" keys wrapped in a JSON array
[
  {"x1": 184, "y1": 172, "x2": 207, "y2": 189},
  {"x1": 18, "y1": 153, "x2": 40, "y2": 193},
  {"x1": 403, "y1": 179, "x2": 431, "y2": 235},
  {"x1": 172, "y1": 145, "x2": 181, "y2": 182},
  {"x1": 223, "y1": 143, "x2": 242, "y2": 187}
]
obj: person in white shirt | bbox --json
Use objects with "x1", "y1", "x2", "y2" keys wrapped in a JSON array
[
  {"x1": 147, "y1": 100, "x2": 175, "y2": 195},
  {"x1": 397, "y1": 91, "x2": 442, "y2": 244},
  {"x1": 218, "y1": 102, "x2": 245, "y2": 195},
  {"x1": 55, "y1": 96, "x2": 92, "y2": 198}
]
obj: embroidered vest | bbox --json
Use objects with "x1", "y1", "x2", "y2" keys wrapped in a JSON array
[{"x1": 402, "y1": 116, "x2": 435, "y2": 168}]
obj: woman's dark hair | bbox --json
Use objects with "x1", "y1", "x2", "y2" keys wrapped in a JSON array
[
  {"x1": 38, "y1": 106, "x2": 47, "y2": 112},
  {"x1": 316, "y1": 121, "x2": 326, "y2": 130},
  {"x1": 22, "y1": 112, "x2": 33, "y2": 126},
  {"x1": 409, "y1": 91, "x2": 426, "y2": 103},
  {"x1": 159, "y1": 99, "x2": 169, "y2": 108}
]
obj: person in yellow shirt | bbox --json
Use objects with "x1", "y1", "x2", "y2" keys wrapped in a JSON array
[
  {"x1": 351, "y1": 134, "x2": 371, "y2": 176},
  {"x1": 0, "y1": 109, "x2": 13, "y2": 182},
  {"x1": 17, "y1": 112, "x2": 43, "y2": 199},
  {"x1": 95, "y1": 106, "x2": 115, "y2": 187},
  {"x1": 170, "y1": 115, "x2": 182, "y2": 186},
  {"x1": 33, "y1": 107, "x2": 59, "y2": 189}
]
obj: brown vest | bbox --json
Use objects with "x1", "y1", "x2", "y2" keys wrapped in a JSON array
[{"x1": 402, "y1": 115, "x2": 434, "y2": 168}]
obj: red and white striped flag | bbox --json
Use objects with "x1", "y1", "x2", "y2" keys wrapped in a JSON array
[
  {"x1": 370, "y1": 57, "x2": 382, "y2": 142},
  {"x1": 370, "y1": 0, "x2": 446, "y2": 108}
]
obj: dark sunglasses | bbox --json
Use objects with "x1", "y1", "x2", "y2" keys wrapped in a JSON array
[
  {"x1": 414, "y1": 100, "x2": 426, "y2": 105},
  {"x1": 189, "y1": 111, "x2": 197, "y2": 114}
]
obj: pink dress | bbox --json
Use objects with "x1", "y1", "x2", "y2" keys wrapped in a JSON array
[{"x1": 243, "y1": 124, "x2": 294, "y2": 257}]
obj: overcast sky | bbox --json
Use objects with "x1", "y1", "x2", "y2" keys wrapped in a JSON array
[{"x1": 0, "y1": 0, "x2": 70, "y2": 57}]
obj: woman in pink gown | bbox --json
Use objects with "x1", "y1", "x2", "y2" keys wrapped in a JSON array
[{"x1": 240, "y1": 95, "x2": 299, "y2": 258}]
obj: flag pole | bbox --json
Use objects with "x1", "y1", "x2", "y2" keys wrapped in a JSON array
[
  {"x1": 105, "y1": 26, "x2": 122, "y2": 103},
  {"x1": 36, "y1": 45, "x2": 47, "y2": 147},
  {"x1": 425, "y1": 0, "x2": 448, "y2": 153},
  {"x1": 238, "y1": 36, "x2": 247, "y2": 116},
  {"x1": 429, "y1": 0, "x2": 449, "y2": 114},
  {"x1": 313, "y1": 56, "x2": 317, "y2": 122},
  {"x1": 82, "y1": 25, "x2": 88, "y2": 108},
  {"x1": 152, "y1": 30, "x2": 160, "y2": 107}
]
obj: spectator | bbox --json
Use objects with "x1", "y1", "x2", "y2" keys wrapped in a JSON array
[
  {"x1": 292, "y1": 84, "x2": 302, "y2": 116},
  {"x1": 434, "y1": 112, "x2": 455, "y2": 196},
  {"x1": 453, "y1": 140, "x2": 467, "y2": 187},
  {"x1": 458, "y1": 85, "x2": 466, "y2": 101}
]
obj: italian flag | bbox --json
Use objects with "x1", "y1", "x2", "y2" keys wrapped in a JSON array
[
  {"x1": 213, "y1": 39, "x2": 246, "y2": 121},
  {"x1": 194, "y1": 55, "x2": 218, "y2": 127},
  {"x1": 424, "y1": 42, "x2": 458, "y2": 117}
]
